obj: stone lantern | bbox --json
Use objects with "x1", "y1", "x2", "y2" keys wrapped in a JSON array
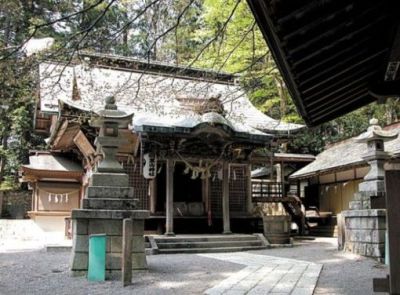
[
  {"x1": 355, "y1": 118, "x2": 398, "y2": 208},
  {"x1": 90, "y1": 96, "x2": 132, "y2": 173},
  {"x1": 343, "y1": 118, "x2": 398, "y2": 261},
  {"x1": 70, "y1": 96, "x2": 149, "y2": 278}
]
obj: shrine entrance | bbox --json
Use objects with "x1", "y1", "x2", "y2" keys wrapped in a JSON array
[{"x1": 155, "y1": 162, "x2": 203, "y2": 215}]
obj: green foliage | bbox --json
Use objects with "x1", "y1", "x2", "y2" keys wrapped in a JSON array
[
  {"x1": 289, "y1": 98, "x2": 400, "y2": 154},
  {"x1": 191, "y1": 0, "x2": 301, "y2": 123},
  {"x1": 1, "y1": 0, "x2": 399, "y2": 177}
]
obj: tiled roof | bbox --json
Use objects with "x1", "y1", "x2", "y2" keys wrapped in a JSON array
[
  {"x1": 39, "y1": 56, "x2": 303, "y2": 136},
  {"x1": 291, "y1": 123, "x2": 400, "y2": 179},
  {"x1": 22, "y1": 153, "x2": 82, "y2": 172}
]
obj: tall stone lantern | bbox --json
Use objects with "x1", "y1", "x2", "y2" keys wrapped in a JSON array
[
  {"x1": 343, "y1": 118, "x2": 398, "y2": 261},
  {"x1": 70, "y1": 96, "x2": 149, "y2": 278}
]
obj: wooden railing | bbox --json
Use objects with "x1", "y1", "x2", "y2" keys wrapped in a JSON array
[{"x1": 251, "y1": 179, "x2": 283, "y2": 199}]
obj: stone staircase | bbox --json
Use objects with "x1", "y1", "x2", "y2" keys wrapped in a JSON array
[
  {"x1": 149, "y1": 234, "x2": 268, "y2": 254},
  {"x1": 308, "y1": 224, "x2": 338, "y2": 237}
]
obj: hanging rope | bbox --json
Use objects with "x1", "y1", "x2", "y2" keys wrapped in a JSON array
[
  {"x1": 38, "y1": 188, "x2": 80, "y2": 204},
  {"x1": 175, "y1": 151, "x2": 223, "y2": 179}
]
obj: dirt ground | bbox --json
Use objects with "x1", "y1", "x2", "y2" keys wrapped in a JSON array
[{"x1": 0, "y1": 237, "x2": 388, "y2": 295}]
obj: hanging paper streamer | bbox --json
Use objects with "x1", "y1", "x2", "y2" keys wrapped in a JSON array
[{"x1": 43, "y1": 188, "x2": 79, "y2": 204}]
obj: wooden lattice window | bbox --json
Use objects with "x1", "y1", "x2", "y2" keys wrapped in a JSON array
[
  {"x1": 229, "y1": 166, "x2": 247, "y2": 213},
  {"x1": 122, "y1": 160, "x2": 149, "y2": 210}
]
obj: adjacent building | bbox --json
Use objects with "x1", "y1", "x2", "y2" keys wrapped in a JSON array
[{"x1": 290, "y1": 122, "x2": 400, "y2": 215}]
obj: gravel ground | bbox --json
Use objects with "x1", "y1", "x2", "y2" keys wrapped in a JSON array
[{"x1": 0, "y1": 237, "x2": 388, "y2": 295}]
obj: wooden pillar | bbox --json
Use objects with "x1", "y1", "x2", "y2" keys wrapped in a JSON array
[
  {"x1": 165, "y1": 159, "x2": 175, "y2": 236},
  {"x1": 386, "y1": 170, "x2": 400, "y2": 294},
  {"x1": 222, "y1": 161, "x2": 231, "y2": 234},
  {"x1": 35, "y1": 184, "x2": 39, "y2": 211},
  {"x1": 246, "y1": 164, "x2": 253, "y2": 214},
  {"x1": 150, "y1": 179, "x2": 157, "y2": 214},
  {"x1": 203, "y1": 177, "x2": 209, "y2": 212}
]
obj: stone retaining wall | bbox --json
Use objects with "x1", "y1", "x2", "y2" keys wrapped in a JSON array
[
  {"x1": 0, "y1": 190, "x2": 31, "y2": 219},
  {"x1": 342, "y1": 209, "x2": 386, "y2": 261}
]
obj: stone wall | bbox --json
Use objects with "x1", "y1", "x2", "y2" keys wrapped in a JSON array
[
  {"x1": 0, "y1": 190, "x2": 31, "y2": 219},
  {"x1": 342, "y1": 209, "x2": 386, "y2": 261}
]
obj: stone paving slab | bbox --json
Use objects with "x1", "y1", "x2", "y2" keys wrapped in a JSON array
[{"x1": 200, "y1": 252, "x2": 322, "y2": 295}]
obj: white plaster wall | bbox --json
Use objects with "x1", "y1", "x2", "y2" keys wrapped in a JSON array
[{"x1": 33, "y1": 215, "x2": 68, "y2": 233}]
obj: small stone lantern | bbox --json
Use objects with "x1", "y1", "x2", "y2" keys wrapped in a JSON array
[{"x1": 89, "y1": 96, "x2": 133, "y2": 173}]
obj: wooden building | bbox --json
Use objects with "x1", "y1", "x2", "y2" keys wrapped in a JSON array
[
  {"x1": 20, "y1": 151, "x2": 83, "y2": 234},
  {"x1": 290, "y1": 122, "x2": 400, "y2": 215},
  {"x1": 24, "y1": 52, "x2": 309, "y2": 235}
]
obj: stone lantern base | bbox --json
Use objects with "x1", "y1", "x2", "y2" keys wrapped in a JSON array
[
  {"x1": 70, "y1": 210, "x2": 149, "y2": 278},
  {"x1": 70, "y1": 172, "x2": 149, "y2": 278},
  {"x1": 342, "y1": 209, "x2": 386, "y2": 261}
]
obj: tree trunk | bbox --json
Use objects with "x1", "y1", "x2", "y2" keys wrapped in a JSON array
[{"x1": 0, "y1": 135, "x2": 8, "y2": 181}]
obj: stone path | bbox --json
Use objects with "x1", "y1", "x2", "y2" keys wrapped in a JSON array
[{"x1": 200, "y1": 252, "x2": 322, "y2": 295}]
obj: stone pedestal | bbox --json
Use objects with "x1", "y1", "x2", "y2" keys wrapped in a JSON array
[
  {"x1": 342, "y1": 209, "x2": 386, "y2": 261},
  {"x1": 70, "y1": 210, "x2": 149, "y2": 277},
  {"x1": 70, "y1": 172, "x2": 149, "y2": 277}
]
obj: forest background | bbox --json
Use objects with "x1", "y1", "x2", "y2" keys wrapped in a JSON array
[{"x1": 0, "y1": 0, "x2": 399, "y2": 189}]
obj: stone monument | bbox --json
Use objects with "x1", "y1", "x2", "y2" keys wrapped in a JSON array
[
  {"x1": 70, "y1": 96, "x2": 149, "y2": 278},
  {"x1": 342, "y1": 118, "x2": 398, "y2": 261}
]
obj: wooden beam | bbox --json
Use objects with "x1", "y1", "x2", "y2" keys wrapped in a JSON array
[
  {"x1": 281, "y1": 3, "x2": 354, "y2": 42},
  {"x1": 294, "y1": 34, "x2": 378, "y2": 73},
  {"x1": 302, "y1": 54, "x2": 381, "y2": 95},
  {"x1": 299, "y1": 47, "x2": 382, "y2": 87},
  {"x1": 165, "y1": 159, "x2": 175, "y2": 236},
  {"x1": 369, "y1": 80, "x2": 400, "y2": 98},
  {"x1": 308, "y1": 85, "x2": 367, "y2": 112},
  {"x1": 246, "y1": 164, "x2": 253, "y2": 214},
  {"x1": 385, "y1": 170, "x2": 400, "y2": 294},
  {"x1": 286, "y1": 5, "x2": 384, "y2": 57}
]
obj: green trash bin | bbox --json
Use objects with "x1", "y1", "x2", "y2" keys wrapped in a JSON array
[{"x1": 88, "y1": 234, "x2": 107, "y2": 281}]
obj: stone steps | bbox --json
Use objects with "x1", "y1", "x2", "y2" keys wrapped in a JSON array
[
  {"x1": 157, "y1": 245, "x2": 267, "y2": 254},
  {"x1": 155, "y1": 235, "x2": 259, "y2": 243},
  {"x1": 152, "y1": 234, "x2": 267, "y2": 254},
  {"x1": 309, "y1": 225, "x2": 338, "y2": 237},
  {"x1": 157, "y1": 240, "x2": 263, "y2": 249}
]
